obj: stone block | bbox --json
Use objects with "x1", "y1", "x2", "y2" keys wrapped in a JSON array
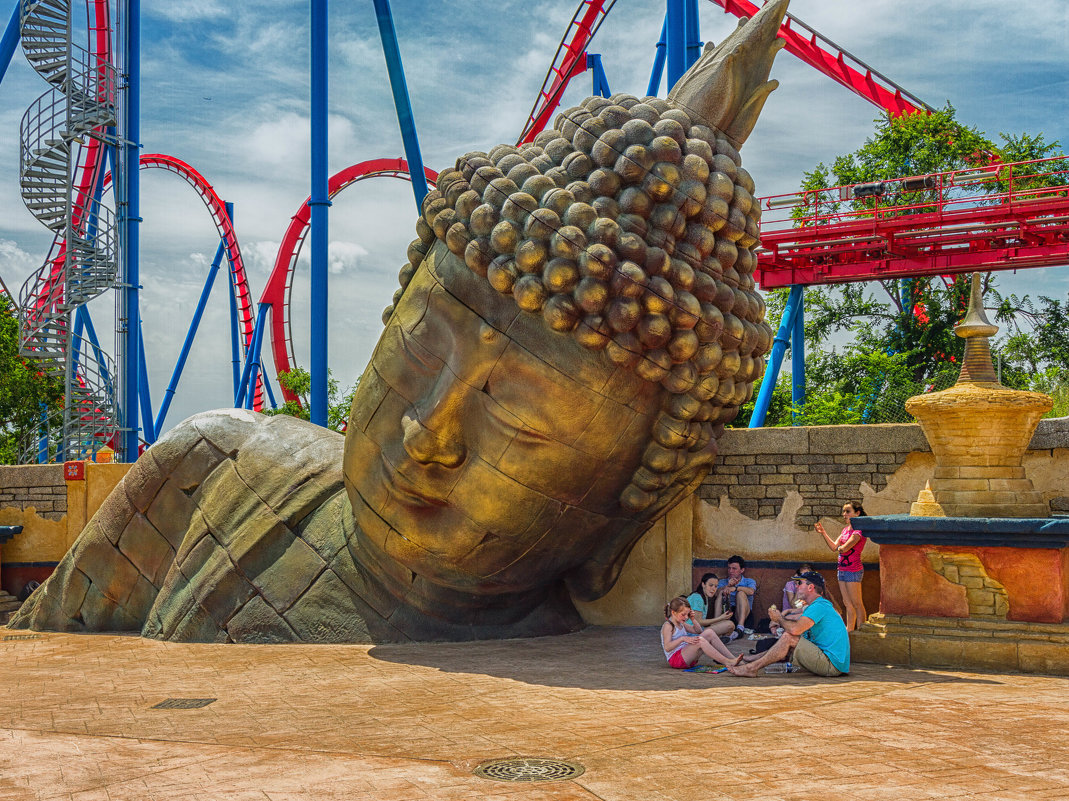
[
  {"x1": 171, "y1": 598, "x2": 228, "y2": 643},
  {"x1": 834, "y1": 454, "x2": 867, "y2": 464},
  {"x1": 721, "y1": 455, "x2": 756, "y2": 465},
  {"x1": 730, "y1": 485, "x2": 767, "y2": 499},
  {"x1": 851, "y1": 628, "x2": 910, "y2": 666},
  {"x1": 965, "y1": 588, "x2": 995, "y2": 606},
  {"x1": 807, "y1": 422, "x2": 928, "y2": 455},
  {"x1": 145, "y1": 479, "x2": 199, "y2": 550},
  {"x1": 718, "y1": 427, "x2": 808, "y2": 455},
  {"x1": 910, "y1": 635, "x2": 1017, "y2": 671},
  {"x1": 1031, "y1": 417, "x2": 1069, "y2": 450},
  {"x1": 1018, "y1": 640, "x2": 1069, "y2": 675},
  {"x1": 733, "y1": 499, "x2": 758, "y2": 518},
  {"x1": 76, "y1": 534, "x2": 141, "y2": 608},
  {"x1": 282, "y1": 568, "x2": 374, "y2": 643},
  {"x1": 756, "y1": 454, "x2": 792, "y2": 465},
  {"x1": 253, "y1": 535, "x2": 328, "y2": 614},
  {"x1": 188, "y1": 547, "x2": 258, "y2": 629},
  {"x1": 117, "y1": 513, "x2": 176, "y2": 589},
  {"x1": 225, "y1": 594, "x2": 300, "y2": 643}
]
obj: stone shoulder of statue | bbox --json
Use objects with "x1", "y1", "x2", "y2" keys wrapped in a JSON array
[{"x1": 9, "y1": 0, "x2": 786, "y2": 643}]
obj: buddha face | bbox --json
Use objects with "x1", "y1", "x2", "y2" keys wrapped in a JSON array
[{"x1": 343, "y1": 240, "x2": 664, "y2": 595}]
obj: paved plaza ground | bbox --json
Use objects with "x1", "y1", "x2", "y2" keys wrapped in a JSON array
[{"x1": 1, "y1": 625, "x2": 1067, "y2": 800}]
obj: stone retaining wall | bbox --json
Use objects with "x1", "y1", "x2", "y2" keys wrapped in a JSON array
[
  {"x1": 582, "y1": 418, "x2": 1069, "y2": 626},
  {"x1": 702, "y1": 424, "x2": 928, "y2": 529},
  {"x1": 0, "y1": 465, "x2": 66, "y2": 520}
]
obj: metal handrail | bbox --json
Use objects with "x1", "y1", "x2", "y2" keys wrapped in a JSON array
[{"x1": 758, "y1": 156, "x2": 1069, "y2": 235}]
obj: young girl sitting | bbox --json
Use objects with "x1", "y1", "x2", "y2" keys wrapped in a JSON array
[
  {"x1": 661, "y1": 597, "x2": 743, "y2": 669},
  {"x1": 782, "y1": 563, "x2": 813, "y2": 610},
  {"x1": 686, "y1": 572, "x2": 736, "y2": 638}
]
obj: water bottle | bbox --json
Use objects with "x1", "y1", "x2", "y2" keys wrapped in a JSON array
[{"x1": 764, "y1": 661, "x2": 793, "y2": 673}]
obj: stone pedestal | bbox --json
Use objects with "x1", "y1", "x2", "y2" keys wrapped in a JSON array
[
  {"x1": 906, "y1": 383, "x2": 1052, "y2": 518},
  {"x1": 851, "y1": 515, "x2": 1069, "y2": 674},
  {"x1": 853, "y1": 614, "x2": 1069, "y2": 676}
]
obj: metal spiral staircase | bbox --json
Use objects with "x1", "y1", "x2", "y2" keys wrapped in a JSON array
[{"x1": 16, "y1": 0, "x2": 120, "y2": 461}]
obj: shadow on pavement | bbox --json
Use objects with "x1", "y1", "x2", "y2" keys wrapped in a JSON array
[{"x1": 367, "y1": 625, "x2": 1007, "y2": 691}]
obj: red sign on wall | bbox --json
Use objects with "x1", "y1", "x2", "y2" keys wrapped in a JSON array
[{"x1": 64, "y1": 461, "x2": 85, "y2": 481}]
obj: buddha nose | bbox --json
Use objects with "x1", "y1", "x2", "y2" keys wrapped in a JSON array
[
  {"x1": 401, "y1": 377, "x2": 468, "y2": 468},
  {"x1": 401, "y1": 413, "x2": 466, "y2": 467}
]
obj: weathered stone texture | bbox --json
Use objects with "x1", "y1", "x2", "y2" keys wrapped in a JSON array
[
  {"x1": 0, "y1": 464, "x2": 67, "y2": 518},
  {"x1": 705, "y1": 422, "x2": 1003, "y2": 527}
]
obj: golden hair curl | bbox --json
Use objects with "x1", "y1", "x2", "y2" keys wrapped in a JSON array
[{"x1": 385, "y1": 93, "x2": 772, "y2": 515}]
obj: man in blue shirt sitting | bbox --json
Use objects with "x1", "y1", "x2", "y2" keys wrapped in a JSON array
[
  {"x1": 728, "y1": 571, "x2": 850, "y2": 677},
  {"x1": 714, "y1": 554, "x2": 758, "y2": 640}
]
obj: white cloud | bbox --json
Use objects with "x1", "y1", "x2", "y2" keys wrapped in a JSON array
[
  {"x1": 147, "y1": 1, "x2": 227, "y2": 23},
  {"x1": 1, "y1": 0, "x2": 1067, "y2": 436}
]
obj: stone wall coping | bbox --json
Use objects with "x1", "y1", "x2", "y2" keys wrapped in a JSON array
[
  {"x1": 719, "y1": 415, "x2": 1069, "y2": 460},
  {"x1": 717, "y1": 422, "x2": 930, "y2": 457},
  {"x1": 0, "y1": 464, "x2": 65, "y2": 488},
  {"x1": 1030, "y1": 416, "x2": 1069, "y2": 450}
]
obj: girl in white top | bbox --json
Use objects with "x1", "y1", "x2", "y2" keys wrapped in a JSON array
[{"x1": 661, "y1": 597, "x2": 744, "y2": 669}]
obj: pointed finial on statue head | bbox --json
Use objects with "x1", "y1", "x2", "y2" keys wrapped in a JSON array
[{"x1": 667, "y1": 0, "x2": 788, "y2": 148}]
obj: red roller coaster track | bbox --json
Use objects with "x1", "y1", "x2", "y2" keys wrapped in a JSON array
[
  {"x1": 708, "y1": 0, "x2": 933, "y2": 117},
  {"x1": 102, "y1": 153, "x2": 262, "y2": 409},
  {"x1": 518, "y1": 0, "x2": 616, "y2": 144},
  {"x1": 755, "y1": 159, "x2": 1069, "y2": 288},
  {"x1": 262, "y1": 157, "x2": 438, "y2": 402}
]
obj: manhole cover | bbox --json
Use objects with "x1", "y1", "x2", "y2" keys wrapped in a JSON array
[
  {"x1": 151, "y1": 698, "x2": 216, "y2": 709},
  {"x1": 473, "y1": 757, "x2": 584, "y2": 782}
]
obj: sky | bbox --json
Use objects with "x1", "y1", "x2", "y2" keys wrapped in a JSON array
[{"x1": 0, "y1": 0, "x2": 1067, "y2": 437}]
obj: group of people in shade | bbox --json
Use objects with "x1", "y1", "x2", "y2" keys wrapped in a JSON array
[{"x1": 661, "y1": 501, "x2": 868, "y2": 677}]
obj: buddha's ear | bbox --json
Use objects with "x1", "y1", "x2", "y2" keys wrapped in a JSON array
[
  {"x1": 564, "y1": 468, "x2": 709, "y2": 600},
  {"x1": 563, "y1": 517, "x2": 652, "y2": 602}
]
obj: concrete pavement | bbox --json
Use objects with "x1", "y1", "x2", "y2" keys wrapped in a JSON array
[{"x1": 1, "y1": 626, "x2": 1067, "y2": 800}]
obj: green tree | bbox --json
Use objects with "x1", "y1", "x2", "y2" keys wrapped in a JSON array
[
  {"x1": 261, "y1": 367, "x2": 358, "y2": 432},
  {"x1": 736, "y1": 107, "x2": 1069, "y2": 427},
  {"x1": 0, "y1": 295, "x2": 64, "y2": 463}
]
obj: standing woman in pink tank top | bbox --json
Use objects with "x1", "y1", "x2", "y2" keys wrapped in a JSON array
[{"x1": 815, "y1": 501, "x2": 868, "y2": 631}]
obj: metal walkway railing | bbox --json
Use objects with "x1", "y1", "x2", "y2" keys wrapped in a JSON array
[{"x1": 16, "y1": 0, "x2": 119, "y2": 461}]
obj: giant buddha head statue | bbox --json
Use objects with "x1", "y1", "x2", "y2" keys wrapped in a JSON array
[{"x1": 342, "y1": 0, "x2": 786, "y2": 630}]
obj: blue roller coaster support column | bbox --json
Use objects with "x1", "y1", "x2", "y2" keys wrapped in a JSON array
[
  {"x1": 155, "y1": 241, "x2": 226, "y2": 434},
  {"x1": 137, "y1": 326, "x2": 155, "y2": 444},
  {"x1": 235, "y1": 304, "x2": 269, "y2": 410},
  {"x1": 1, "y1": 2, "x2": 20, "y2": 88},
  {"x1": 372, "y1": 0, "x2": 428, "y2": 210},
  {"x1": 120, "y1": 0, "x2": 141, "y2": 461},
  {"x1": 308, "y1": 0, "x2": 329, "y2": 428},
  {"x1": 791, "y1": 285, "x2": 805, "y2": 422},
  {"x1": 646, "y1": 18, "x2": 666, "y2": 96},
  {"x1": 228, "y1": 242, "x2": 240, "y2": 399},
  {"x1": 684, "y1": 0, "x2": 701, "y2": 68},
  {"x1": 749, "y1": 284, "x2": 803, "y2": 428},
  {"x1": 586, "y1": 54, "x2": 610, "y2": 98},
  {"x1": 666, "y1": 0, "x2": 686, "y2": 88}
]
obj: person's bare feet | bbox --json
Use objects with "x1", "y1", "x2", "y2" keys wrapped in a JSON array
[
  {"x1": 728, "y1": 663, "x2": 760, "y2": 677},
  {"x1": 742, "y1": 653, "x2": 762, "y2": 663}
]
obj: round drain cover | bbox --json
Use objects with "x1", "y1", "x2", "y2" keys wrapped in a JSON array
[{"x1": 473, "y1": 757, "x2": 585, "y2": 782}]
